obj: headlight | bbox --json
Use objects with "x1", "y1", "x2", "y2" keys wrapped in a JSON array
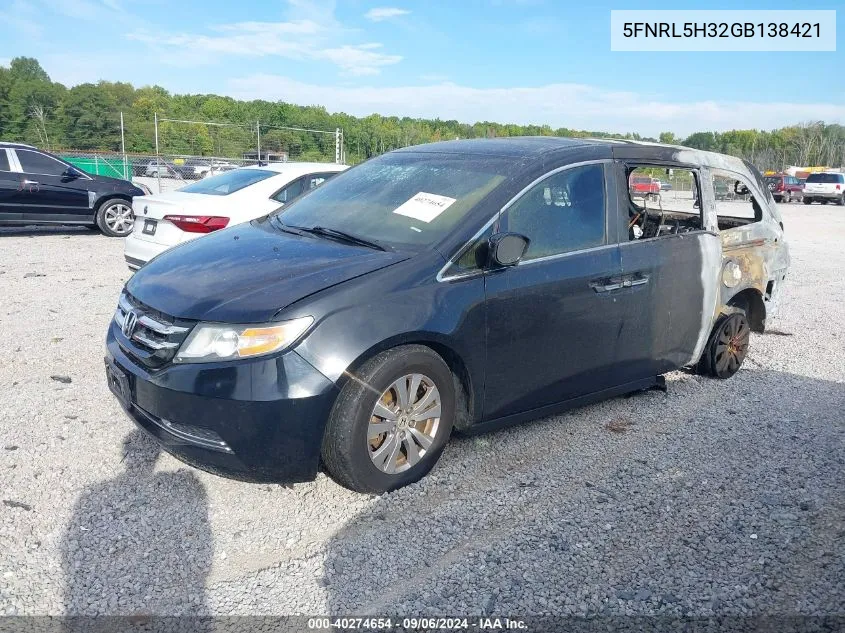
[{"x1": 174, "y1": 316, "x2": 313, "y2": 363}]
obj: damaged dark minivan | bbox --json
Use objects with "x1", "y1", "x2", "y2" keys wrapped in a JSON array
[{"x1": 105, "y1": 138, "x2": 789, "y2": 493}]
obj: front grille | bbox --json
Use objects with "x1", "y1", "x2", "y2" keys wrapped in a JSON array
[{"x1": 114, "y1": 291, "x2": 195, "y2": 368}]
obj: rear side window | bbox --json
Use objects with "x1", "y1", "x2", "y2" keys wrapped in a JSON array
[
  {"x1": 179, "y1": 169, "x2": 276, "y2": 196},
  {"x1": 272, "y1": 177, "x2": 304, "y2": 204},
  {"x1": 712, "y1": 170, "x2": 763, "y2": 230},
  {"x1": 504, "y1": 163, "x2": 606, "y2": 260},
  {"x1": 806, "y1": 173, "x2": 844, "y2": 184},
  {"x1": 16, "y1": 150, "x2": 67, "y2": 176},
  {"x1": 0, "y1": 150, "x2": 10, "y2": 172}
]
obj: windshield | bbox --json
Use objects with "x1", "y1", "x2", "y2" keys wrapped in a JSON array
[
  {"x1": 806, "y1": 173, "x2": 844, "y2": 184},
  {"x1": 179, "y1": 169, "x2": 276, "y2": 196},
  {"x1": 273, "y1": 152, "x2": 510, "y2": 250}
]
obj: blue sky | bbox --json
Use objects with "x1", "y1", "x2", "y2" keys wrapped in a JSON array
[{"x1": 0, "y1": 0, "x2": 842, "y2": 136}]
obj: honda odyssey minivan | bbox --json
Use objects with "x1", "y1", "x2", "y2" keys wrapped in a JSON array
[{"x1": 105, "y1": 138, "x2": 790, "y2": 493}]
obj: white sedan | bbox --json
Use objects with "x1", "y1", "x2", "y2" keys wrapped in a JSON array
[{"x1": 124, "y1": 162, "x2": 347, "y2": 270}]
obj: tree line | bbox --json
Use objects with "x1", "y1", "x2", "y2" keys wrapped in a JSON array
[{"x1": 1, "y1": 57, "x2": 843, "y2": 169}]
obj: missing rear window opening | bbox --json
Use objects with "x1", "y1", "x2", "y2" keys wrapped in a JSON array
[
  {"x1": 626, "y1": 166, "x2": 703, "y2": 241},
  {"x1": 712, "y1": 171, "x2": 763, "y2": 230}
]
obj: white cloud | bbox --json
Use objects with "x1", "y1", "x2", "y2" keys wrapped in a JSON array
[
  {"x1": 226, "y1": 74, "x2": 845, "y2": 137},
  {"x1": 365, "y1": 7, "x2": 410, "y2": 21},
  {"x1": 127, "y1": 5, "x2": 402, "y2": 76},
  {"x1": 318, "y1": 44, "x2": 402, "y2": 76}
]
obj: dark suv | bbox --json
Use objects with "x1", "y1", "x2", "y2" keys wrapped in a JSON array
[
  {"x1": 105, "y1": 138, "x2": 790, "y2": 493},
  {"x1": 0, "y1": 142, "x2": 145, "y2": 236},
  {"x1": 764, "y1": 174, "x2": 803, "y2": 203}
]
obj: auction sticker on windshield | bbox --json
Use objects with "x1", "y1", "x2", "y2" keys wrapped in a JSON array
[{"x1": 393, "y1": 192, "x2": 456, "y2": 223}]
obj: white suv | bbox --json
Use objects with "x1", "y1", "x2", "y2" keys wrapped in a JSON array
[{"x1": 803, "y1": 172, "x2": 845, "y2": 205}]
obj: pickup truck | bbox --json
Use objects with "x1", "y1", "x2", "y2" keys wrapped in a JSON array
[{"x1": 630, "y1": 175, "x2": 661, "y2": 199}]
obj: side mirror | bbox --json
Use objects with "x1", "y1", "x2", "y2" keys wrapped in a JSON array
[
  {"x1": 63, "y1": 167, "x2": 82, "y2": 179},
  {"x1": 734, "y1": 181, "x2": 750, "y2": 196},
  {"x1": 488, "y1": 232, "x2": 530, "y2": 267}
]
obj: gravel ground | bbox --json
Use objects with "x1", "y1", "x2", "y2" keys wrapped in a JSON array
[{"x1": 0, "y1": 205, "x2": 843, "y2": 623}]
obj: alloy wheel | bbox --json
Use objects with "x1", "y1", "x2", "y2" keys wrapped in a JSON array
[
  {"x1": 104, "y1": 203, "x2": 134, "y2": 235},
  {"x1": 713, "y1": 314, "x2": 750, "y2": 378},
  {"x1": 367, "y1": 373, "x2": 441, "y2": 474}
]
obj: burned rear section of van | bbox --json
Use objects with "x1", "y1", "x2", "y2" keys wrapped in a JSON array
[
  {"x1": 701, "y1": 155, "x2": 789, "y2": 330},
  {"x1": 683, "y1": 149, "x2": 790, "y2": 371},
  {"x1": 613, "y1": 142, "x2": 789, "y2": 377}
]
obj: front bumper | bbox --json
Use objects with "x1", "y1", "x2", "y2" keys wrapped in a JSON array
[{"x1": 105, "y1": 324, "x2": 339, "y2": 483}]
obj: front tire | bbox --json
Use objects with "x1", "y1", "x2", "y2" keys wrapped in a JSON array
[
  {"x1": 782, "y1": 191, "x2": 791, "y2": 203},
  {"x1": 697, "y1": 312, "x2": 750, "y2": 379},
  {"x1": 321, "y1": 345, "x2": 455, "y2": 493},
  {"x1": 96, "y1": 198, "x2": 134, "y2": 237},
  {"x1": 803, "y1": 197, "x2": 813, "y2": 205},
  {"x1": 837, "y1": 194, "x2": 845, "y2": 206}
]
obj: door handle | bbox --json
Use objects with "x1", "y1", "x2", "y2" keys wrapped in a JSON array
[
  {"x1": 590, "y1": 273, "x2": 649, "y2": 293},
  {"x1": 590, "y1": 279, "x2": 624, "y2": 293},
  {"x1": 624, "y1": 274, "x2": 649, "y2": 288}
]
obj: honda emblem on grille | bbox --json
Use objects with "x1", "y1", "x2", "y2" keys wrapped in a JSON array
[{"x1": 122, "y1": 310, "x2": 139, "y2": 337}]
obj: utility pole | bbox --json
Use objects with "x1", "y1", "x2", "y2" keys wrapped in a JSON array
[
  {"x1": 335, "y1": 128, "x2": 341, "y2": 164},
  {"x1": 120, "y1": 111, "x2": 127, "y2": 180},
  {"x1": 256, "y1": 120, "x2": 261, "y2": 164},
  {"x1": 154, "y1": 112, "x2": 161, "y2": 193}
]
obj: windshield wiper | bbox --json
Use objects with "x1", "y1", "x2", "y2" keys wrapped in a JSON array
[
  {"x1": 269, "y1": 216, "x2": 306, "y2": 237},
  {"x1": 291, "y1": 225, "x2": 389, "y2": 251}
]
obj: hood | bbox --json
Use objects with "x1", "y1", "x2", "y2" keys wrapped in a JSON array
[
  {"x1": 126, "y1": 219, "x2": 410, "y2": 322},
  {"x1": 88, "y1": 173, "x2": 144, "y2": 194}
]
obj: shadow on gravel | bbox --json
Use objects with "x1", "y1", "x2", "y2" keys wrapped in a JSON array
[
  {"x1": 321, "y1": 369, "x2": 845, "y2": 623},
  {"x1": 60, "y1": 429, "x2": 212, "y2": 626},
  {"x1": 0, "y1": 226, "x2": 97, "y2": 237}
]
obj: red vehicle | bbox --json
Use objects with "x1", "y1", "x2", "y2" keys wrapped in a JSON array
[
  {"x1": 764, "y1": 174, "x2": 803, "y2": 203},
  {"x1": 630, "y1": 175, "x2": 661, "y2": 198}
]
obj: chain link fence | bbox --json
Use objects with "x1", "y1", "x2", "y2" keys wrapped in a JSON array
[{"x1": 4, "y1": 112, "x2": 344, "y2": 194}]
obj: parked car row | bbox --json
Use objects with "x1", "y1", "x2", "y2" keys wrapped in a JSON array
[
  {"x1": 765, "y1": 171, "x2": 845, "y2": 205},
  {"x1": 137, "y1": 158, "x2": 239, "y2": 180},
  {"x1": 0, "y1": 141, "x2": 349, "y2": 240}
]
